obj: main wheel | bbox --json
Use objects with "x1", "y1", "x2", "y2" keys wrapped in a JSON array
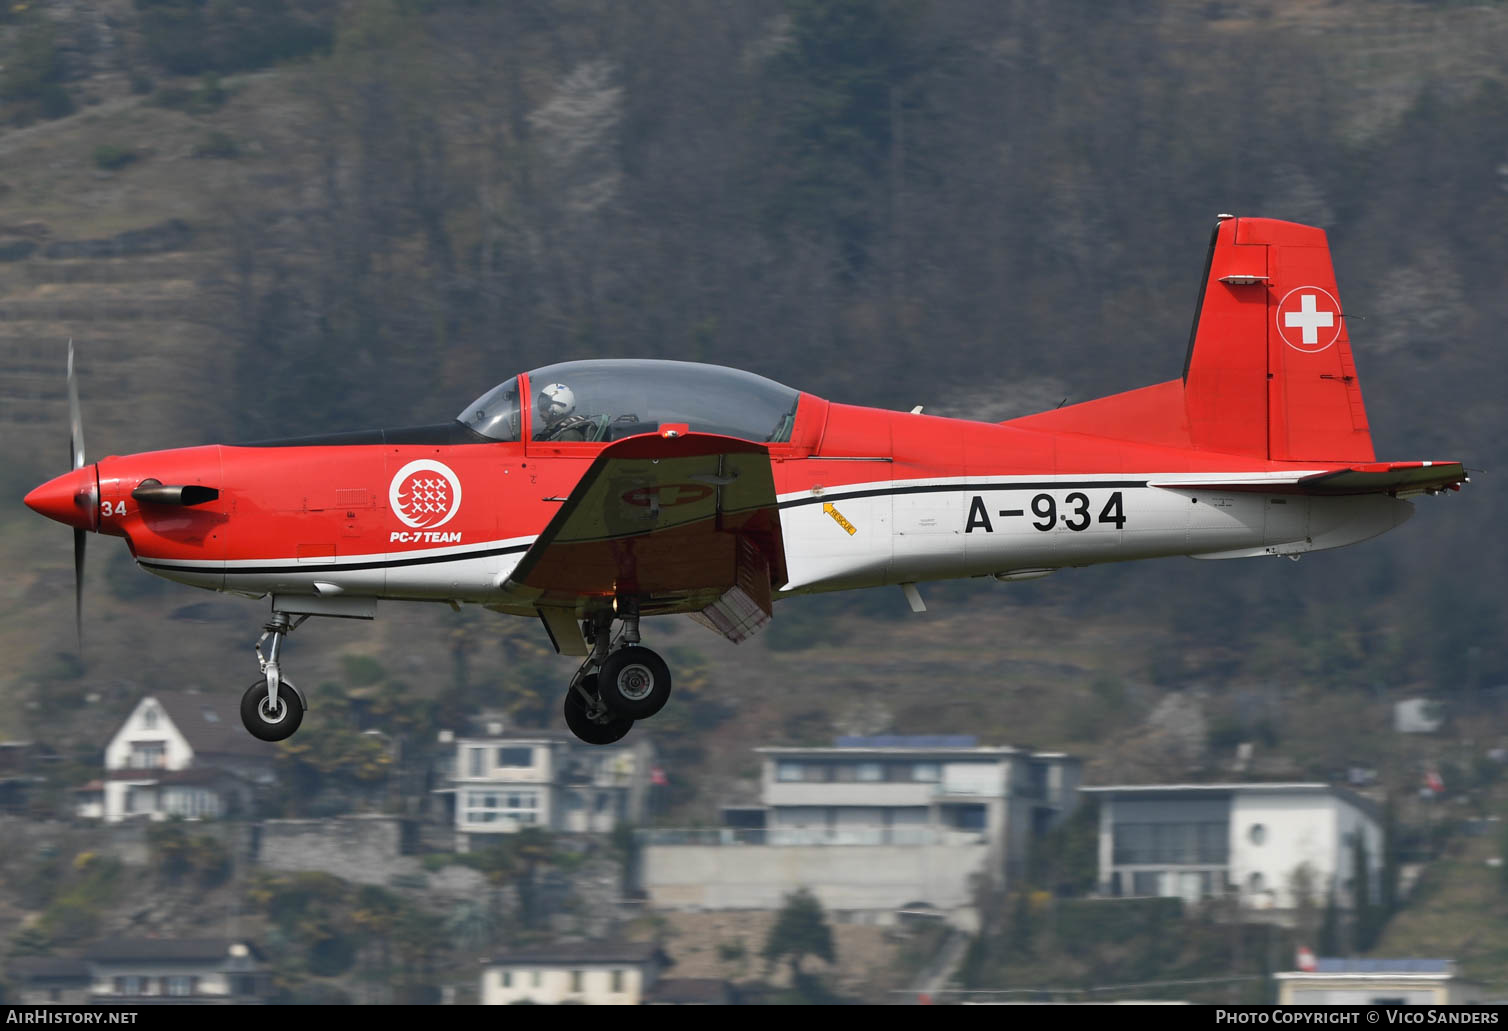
[
  {"x1": 240, "y1": 679, "x2": 304, "y2": 742},
  {"x1": 563, "y1": 675, "x2": 634, "y2": 745},
  {"x1": 597, "y1": 647, "x2": 672, "y2": 720}
]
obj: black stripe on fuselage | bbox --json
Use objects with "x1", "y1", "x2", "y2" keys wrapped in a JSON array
[
  {"x1": 139, "y1": 480, "x2": 1152, "y2": 576},
  {"x1": 236, "y1": 422, "x2": 495, "y2": 448},
  {"x1": 776, "y1": 479, "x2": 1150, "y2": 509},
  {"x1": 139, "y1": 542, "x2": 532, "y2": 577}
]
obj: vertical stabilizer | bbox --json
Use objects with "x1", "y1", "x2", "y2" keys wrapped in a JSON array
[{"x1": 1183, "y1": 216, "x2": 1375, "y2": 463}]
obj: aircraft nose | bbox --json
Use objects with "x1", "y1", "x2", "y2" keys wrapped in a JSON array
[{"x1": 24, "y1": 466, "x2": 98, "y2": 531}]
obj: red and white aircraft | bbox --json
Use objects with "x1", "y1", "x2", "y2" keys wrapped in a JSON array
[{"x1": 24, "y1": 216, "x2": 1466, "y2": 745}]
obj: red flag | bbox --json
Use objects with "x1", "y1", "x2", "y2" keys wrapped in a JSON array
[{"x1": 651, "y1": 765, "x2": 668, "y2": 787}]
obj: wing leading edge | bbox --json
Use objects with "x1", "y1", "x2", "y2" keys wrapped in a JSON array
[{"x1": 502, "y1": 432, "x2": 784, "y2": 645}]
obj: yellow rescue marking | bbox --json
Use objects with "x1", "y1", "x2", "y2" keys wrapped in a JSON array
[{"x1": 823, "y1": 502, "x2": 857, "y2": 536}]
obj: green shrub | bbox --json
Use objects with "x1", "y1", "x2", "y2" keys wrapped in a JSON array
[
  {"x1": 137, "y1": 0, "x2": 336, "y2": 77},
  {"x1": 194, "y1": 131, "x2": 240, "y2": 159},
  {"x1": 1, "y1": 18, "x2": 73, "y2": 125},
  {"x1": 341, "y1": 653, "x2": 386, "y2": 686},
  {"x1": 94, "y1": 145, "x2": 140, "y2": 172}
]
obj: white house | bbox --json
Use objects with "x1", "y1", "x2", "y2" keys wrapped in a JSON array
[
  {"x1": 82, "y1": 938, "x2": 268, "y2": 1004},
  {"x1": 93, "y1": 693, "x2": 277, "y2": 823},
  {"x1": 441, "y1": 728, "x2": 652, "y2": 846},
  {"x1": 480, "y1": 942, "x2": 668, "y2": 1005},
  {"x1": 1276, "y1": 958, "x2": 1479, "y2": 1005},
  {"x1": 640, "y1": 735, "x2": 1080, "y2": 928},
  {"x1": 1081, "y1": 783, "x2": 1383, "y2": 910}
]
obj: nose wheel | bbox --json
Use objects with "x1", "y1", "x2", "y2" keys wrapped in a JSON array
[
  {"x1": 241, "y1": 611, "x2": 309, "y2": 742},
  {"x1": 241, "y1": 679, "x2": 304, "y2": 742}
]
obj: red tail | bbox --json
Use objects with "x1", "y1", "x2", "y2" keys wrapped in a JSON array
[
  {"x1": 1008, "y1": 216, "x2": 1375, "y2": 464},
  {"x1": 1185, "y1": 216, "x2": 1373, "y2": 462}
]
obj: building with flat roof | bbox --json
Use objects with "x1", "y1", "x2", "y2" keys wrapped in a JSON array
[
  {"x1": 480, "y1": 942, "x2": 669, "y2": 1005},
  {"x1": 1275, "y1": 959, "x2": 1479, "y2": 1005},
  {"x1": 81, "y1": 938, "x2": 269, "y2": 1004},
  {"x1": 1081, "y1": 783, "x2": 1381, "y2": 910},
  {"x1": 641, "y1": 736, "x2": 1080, "y2": 928},
  {"x1": 438, "y1": 727, "x2": 652, "y2": 847}
]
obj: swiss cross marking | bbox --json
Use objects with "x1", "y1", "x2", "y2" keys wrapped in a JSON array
[
  {"x1": 1276, "y1": 286, "x2": 1342, "y2": 353},
  {"x1": 1284, "y1": 294, "x2": 1333, "y2": 345}
]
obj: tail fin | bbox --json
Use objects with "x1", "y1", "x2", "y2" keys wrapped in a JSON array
[{"x1": 1184, "y1": 215, "x2": 1374, "y2": 462}]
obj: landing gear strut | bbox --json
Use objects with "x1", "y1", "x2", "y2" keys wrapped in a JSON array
[
  {"x1": 562, "y1": 602, "x2": 673, "y2": 745},
  {"x1": 241, "y1": 611, "x2": 308, "y2": 742}
]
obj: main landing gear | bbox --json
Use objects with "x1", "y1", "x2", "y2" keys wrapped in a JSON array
[
  {"x1": 240, "y1": 611, "x2": 309, "y2": 742},
  {"x1": 562, "y1": 602, "x2": 673, "y2": 746}
]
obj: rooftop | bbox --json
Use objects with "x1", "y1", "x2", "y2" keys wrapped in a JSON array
[
  {"x1": 6, "y1": 956, "x2": 91, "y2": 981},
  {"x1": 135, "y1": 693, "x2": 275, "y2": 759},
  {"x1": 83, "y1": 938, "x2": 264, "y2": 964},
  {"x1": 485, "y1": 941, "x2": 665, "y2": 966},
  {"x1": 1277, "y1": 959, "x2": 1456, "y2": 978},
  {"x1": 1081, "y1": 782, "x2": 1381, "y2": 818}
]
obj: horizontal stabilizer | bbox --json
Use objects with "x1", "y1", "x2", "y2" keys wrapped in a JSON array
[{"x1": 1152, "y1": 461, "x2": 1466, "y2": 496}]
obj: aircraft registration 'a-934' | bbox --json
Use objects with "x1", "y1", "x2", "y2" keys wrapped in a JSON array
[{"x1": 24, "y1": 215, "x2": 1467, "y2": 745}]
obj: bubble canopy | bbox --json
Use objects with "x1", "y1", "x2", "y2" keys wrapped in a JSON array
[{"x1": 458, "y1": 359, "x2": 800, "y2": 444}]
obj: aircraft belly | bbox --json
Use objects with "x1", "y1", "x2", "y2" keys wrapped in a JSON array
[
  {"x1": 383, "y1": 552, "x2": 512, "y2": 601},
  {"x1": 778, "y1": 493, "x2": 892, "y2": 592}
]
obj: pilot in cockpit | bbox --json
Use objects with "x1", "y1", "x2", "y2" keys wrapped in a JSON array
[{"x1": 534, "y1": 382, "x2": 596, "y2": 442}]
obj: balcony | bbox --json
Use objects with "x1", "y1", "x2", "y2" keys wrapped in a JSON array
[{"x1": 637, "y1": 827, "x2": 986, "y2": 847}]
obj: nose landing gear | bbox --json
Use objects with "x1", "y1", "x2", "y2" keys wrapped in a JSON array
[
  {"x1": 562, "y1": 604, "x2": 673, "y2": 745},
  {"x1": 241, "y1": 612, "x2": 308, "y2": 742}
]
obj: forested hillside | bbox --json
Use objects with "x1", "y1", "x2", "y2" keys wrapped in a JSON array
[{"x1": 2, "y1": 0, "x2": 1505, "y2": 796}]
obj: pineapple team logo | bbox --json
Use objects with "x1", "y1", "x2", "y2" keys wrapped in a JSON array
[{"x1": 389, "y1": 459, "x2": 463, "y2": 529}]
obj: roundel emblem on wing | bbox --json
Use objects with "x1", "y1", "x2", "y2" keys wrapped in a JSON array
[
  {"x1": 1276, "y1": 285, "x2": 1342, "y2": 353},
  {"x1": 389, "y1": 459, "x2": 463, "y2": 529}
]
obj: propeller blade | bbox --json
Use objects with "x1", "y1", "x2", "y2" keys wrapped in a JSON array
[
  {"x1": 74, "y1": 527, "x2": 86, "y2": 649},
  {"x1": 67, "y1": 340, "x2": 85, "y2": 471},
  {"x1": 68, "y1": 341, "x2": 86, "y2": 656}
]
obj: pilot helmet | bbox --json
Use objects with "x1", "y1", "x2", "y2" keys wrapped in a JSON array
[{"x1": 537, "y1": 383, "x2": 576, "y2": 424}]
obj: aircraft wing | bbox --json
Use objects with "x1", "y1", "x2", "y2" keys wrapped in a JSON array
[
  {"x1": 503, "y1": 432, "x2": 784, "y2": 649},
  {"x1": 1151, "y1": 461, "x2": 1467, "y2": 497}
]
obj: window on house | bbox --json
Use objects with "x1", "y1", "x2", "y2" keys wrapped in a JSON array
[
  {"x1": 115, "y1": 976, "x2": 146, "y2": 996},
  {"x1": 497, "y1": 747, "x2": 533, "y2": 767},
  {"x1": 469, "y1": 748, "x2": 485, "y2": 776},
  {"x1": 532, "y1": 971, "x2": 541, "y2": 988},
  {"x1": 857, "y1": 763, "x2": 883, "y2": 782},
  {"x1": 571, "y1": 971, "x2": 583, "y2": 993},
  {"x1": 912, "y1": 763, "x2": 941, "y2": 783},
  {"x1": 612, "y1": 970, "x2": 624, "y2": 993},
  {"x1": 164, "y1": 976, "x2": 195, "y2": 997},
  {"x1": 776, "y1": 762, "x2": 803, "y2": 782},
  {"x1": 501, "y1": 970, "x2": 512, "y2": 988},
  {"x1": 464, "y1": 791, "x2": 538, "y2": 825},
  {"x1": 130, "y1": 742, "x2": 166, "y2": 769},
  {"x1": 142, "y1": 706, "x2": 158, "y2": 730}
]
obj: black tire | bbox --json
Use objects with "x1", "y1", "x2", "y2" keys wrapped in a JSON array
[
  {"x1": 240, "y1": 679, "x2": 304, "y2": 742},
  {"x1": 597, "y1": 647, "x2": 672, "y2": 720},
  {"x1": 563, "y1": 675, "x2": 634, "y2": 745}
]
